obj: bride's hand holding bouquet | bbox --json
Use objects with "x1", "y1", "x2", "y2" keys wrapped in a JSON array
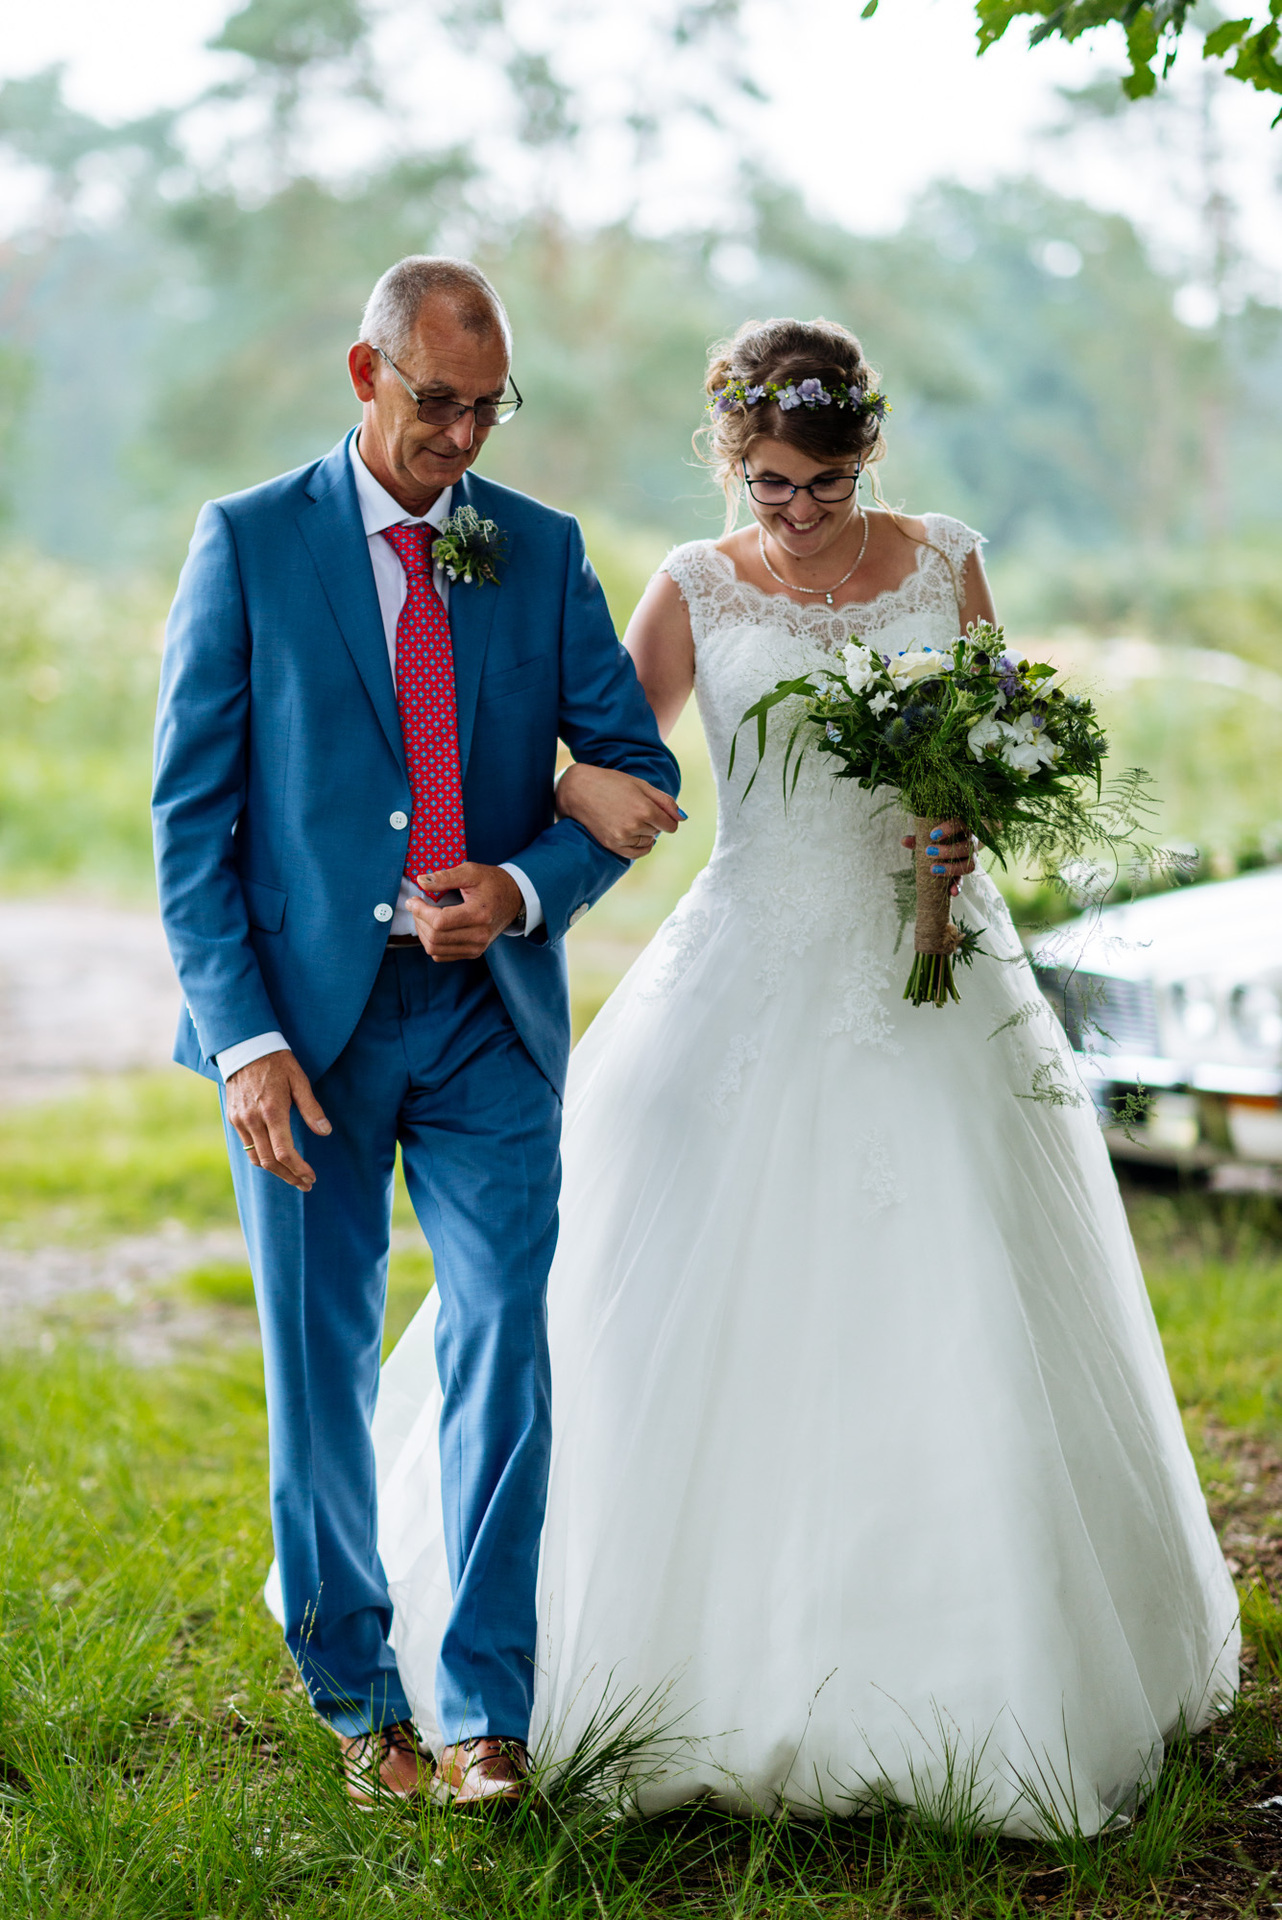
[{"x1": 733, "y1": 621, "x2": 1112, "y2": 1007}]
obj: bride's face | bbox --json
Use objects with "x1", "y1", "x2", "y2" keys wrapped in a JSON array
[{"x1": 743, "y1": 437, "x2": 861, "y2": 562}]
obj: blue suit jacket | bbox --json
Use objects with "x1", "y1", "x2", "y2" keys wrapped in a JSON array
[{"x1": 152, "y1": 433, "x2": 679, "y2": 1096}]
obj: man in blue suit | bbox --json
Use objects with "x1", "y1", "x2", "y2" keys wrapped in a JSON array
[{"x1": 152, "y1": 256, "x2": 679, "y2": 1807}]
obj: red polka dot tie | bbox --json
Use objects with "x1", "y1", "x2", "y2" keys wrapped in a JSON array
[{"x1": 380, "y1": 523, "x2": 467, "y2": 899}]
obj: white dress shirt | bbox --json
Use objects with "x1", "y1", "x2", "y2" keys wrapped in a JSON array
[{"x1": 213, "y1": 436, "x2": 543, "y2": 1082}]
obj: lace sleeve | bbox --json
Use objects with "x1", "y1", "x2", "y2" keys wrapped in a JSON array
[
  {"x1": 921, "y1": 515, "x2": 986, "y2": 624},
  {"x1": 667, "y1": 541, "x2": 717, "y2": 599},
  {"x1": 658, "y1": 540, "x2": 725, "y2": 646},
  {"x1": 923, "y1": 514, "x2": 984, "y2": 570}
]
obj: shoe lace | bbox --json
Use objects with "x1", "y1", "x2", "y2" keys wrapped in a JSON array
[{"x1": 381, "y1": 1721, "x2": 422, "y2": 1758}]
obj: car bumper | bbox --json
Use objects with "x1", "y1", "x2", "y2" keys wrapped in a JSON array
[{"x1": 1072, "y1": 1051, "x2": 1282, "y2": 1187}]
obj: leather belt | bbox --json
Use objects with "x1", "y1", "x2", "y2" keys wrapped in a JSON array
[{"x1": 385, "y1": 934, "x2": 420, "y2": 948}]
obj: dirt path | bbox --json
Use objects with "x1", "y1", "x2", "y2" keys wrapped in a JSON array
[{"x1": 0, "y1": 897, "x2": 180, "y2": 1106}]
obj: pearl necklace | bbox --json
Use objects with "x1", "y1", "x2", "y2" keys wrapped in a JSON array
[{"x1": 757, "y1": 511, "x2": 869, "y2": 606}]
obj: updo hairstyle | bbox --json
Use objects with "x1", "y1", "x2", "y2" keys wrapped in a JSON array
[{"x1": 699, "y1": 317, "x2": 888, "y2": 532}]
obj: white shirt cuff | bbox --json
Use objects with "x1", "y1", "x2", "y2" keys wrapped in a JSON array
[
  {"x1": 214, "y1": 1031, "x2": 290, "y2": 1081},
  {"x1": 499, "y1": 863, "x2": 544, "y2": 937}
]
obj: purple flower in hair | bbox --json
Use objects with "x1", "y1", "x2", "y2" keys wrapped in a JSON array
[
  {"x1": 712, "y1": 389, "x2": 736, "y2": 415},
  {"x1": 745, "y1": 384, "x2": 768, "y2": 403},
  {"x1": 797, "y1": 378, "x2": 831, "y2": 407},
  {"x1": 777, "y1": 384, "x2": 801, "y2": 411}
]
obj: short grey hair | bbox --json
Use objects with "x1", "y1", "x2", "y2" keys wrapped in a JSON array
[{"x1": 359, "y1": 256, "x2": 511, "y2": 359}]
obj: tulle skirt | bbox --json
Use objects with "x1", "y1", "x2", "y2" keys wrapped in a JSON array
[{"x1": 373, "y1": 864, "x2": 1238, "y2": 1835}]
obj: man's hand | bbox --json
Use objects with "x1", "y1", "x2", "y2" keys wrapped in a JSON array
[
  {"x1": 901, "y1": 820, "x2": 976, "y2": 898},
  {"x1": 225, "y1": 1048, "x2": 331, "y2": 1190},
  {"x1": 408, "y1": 863, "x2": 523, "y2": 961}
]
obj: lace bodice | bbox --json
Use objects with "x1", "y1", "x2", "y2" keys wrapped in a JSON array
[{"x1": 642, "y1": 517, "x2": 999, "y2": 1037}]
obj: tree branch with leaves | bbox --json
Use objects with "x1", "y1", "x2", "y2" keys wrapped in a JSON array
[{"x1": 861, "y1": 1, "x2": 1281, "y2": 121}]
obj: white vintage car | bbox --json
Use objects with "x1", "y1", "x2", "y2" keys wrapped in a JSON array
[{"x1": 1029, "y1": 867, "x2": 1282, "y2": 1186}]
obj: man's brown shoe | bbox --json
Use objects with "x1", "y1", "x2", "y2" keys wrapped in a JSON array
[
  {"x1": 433, "y1": 1736, "x2": 531, "y2": 1809},
  {"x1": 338, "y1": 1720, "x2": 433, "y2": 1807}
]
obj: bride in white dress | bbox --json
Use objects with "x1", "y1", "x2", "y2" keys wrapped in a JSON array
[{"x1": 372, "y1": 316, "x2": 1238, "y2": 1834}]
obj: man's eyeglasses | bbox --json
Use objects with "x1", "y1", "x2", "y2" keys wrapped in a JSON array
[
  {"x1": 743, "y1": 463, "x2": 860, "y2": 505},
  {"x1": 376, "y1": 346, "x2": 523, "y2": 428}
]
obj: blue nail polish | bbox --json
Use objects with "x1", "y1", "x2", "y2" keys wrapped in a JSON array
[
  {"x1": 929, "y1": 828, "x2": 943, "y2": 841},
  {"x1": 677, "y1": 808, "x2": 688, "y2": 820},
  {"x1": 931, "y1": 864, "x2": 945, "y2": 875}
]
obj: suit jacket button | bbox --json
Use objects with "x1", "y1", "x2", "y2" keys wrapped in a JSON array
[
  {"x1": 374, "y1": 903, "x2": 394, "y2": 923},
  {"x1": 389, "y1": 811, "x2": 408, "y2": 830}
]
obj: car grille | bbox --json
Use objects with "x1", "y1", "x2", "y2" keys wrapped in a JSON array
[{"x1": 1034, "y1": 968, "x2": 1161, "y2": 1057}]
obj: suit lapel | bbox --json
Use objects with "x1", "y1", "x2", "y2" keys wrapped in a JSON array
[
  {"x1": 297, "y1": 435, "x2": 406, "y2": 773},
  {"x1": 448, "y1": 470, "x2": 502, "y2": 780}
]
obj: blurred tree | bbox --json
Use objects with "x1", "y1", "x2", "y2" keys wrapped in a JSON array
[
  {"x1": 0, "y1": 340, "x2": 32, "y2": 525},
  {"x1": 744, "y1": 177, "x2": 1262, "y2": 552},
  {"x1": 0, "y1": 17, "x2": 1279, "y2": 572}
]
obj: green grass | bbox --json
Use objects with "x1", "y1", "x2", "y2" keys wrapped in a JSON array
[
  {"x1": 6, "y1": 1101, "x2": 1282, "y2": 1910},
  {"x1": 0, "y1": 1071, "x2": 432, "y2": 1246},
  {"x1": 10, "y1": 832, "x2": 1282, "y2": 1909},
  {"x1": 3, "y1": 1347, "x2": 1282, "y2": 1918},
  {"x1": 1127, "y1": 1181, "x2": 1282, "y2": 1437},
  {"x1": 0, "y1": 1073, "x2": 238, "y2": 1245}
]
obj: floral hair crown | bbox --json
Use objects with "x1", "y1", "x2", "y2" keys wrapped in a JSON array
[{"x1": 709, "y1": 375, "x2": 890, "y2": 421}]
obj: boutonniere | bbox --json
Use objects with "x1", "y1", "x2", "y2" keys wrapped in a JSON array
[{"x1": 431, "y1": 506, "x2": 507, "y2": 587}]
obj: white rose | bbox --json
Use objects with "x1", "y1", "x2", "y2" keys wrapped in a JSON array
[{"x1": 889, "y1": 645, "x2": 953, "y2": 689}]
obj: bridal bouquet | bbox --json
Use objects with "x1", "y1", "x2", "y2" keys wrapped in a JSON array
[{"x1": 732, "y1": 622, "x2": 1113, "y2": 1007}]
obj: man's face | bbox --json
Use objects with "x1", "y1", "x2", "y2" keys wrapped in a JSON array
[{"x1": 348, "y1": 296, "x2": 511, "y2": 512}]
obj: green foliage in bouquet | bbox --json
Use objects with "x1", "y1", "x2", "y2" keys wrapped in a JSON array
[{"x1": 732, "y1": 620, "x2": 1154, "y2": 1007}]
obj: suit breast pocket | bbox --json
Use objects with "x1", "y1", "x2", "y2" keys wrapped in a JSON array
[{"x1": 479, "y1": 657, "x2": 554, "y2": 704}]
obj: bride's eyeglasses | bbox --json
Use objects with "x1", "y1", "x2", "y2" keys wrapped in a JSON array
[
  {"x1": 743, "y1": 463, "x2": 859, "y2": 505},
  {"x1": 376, "y1": 347, "x2": 523, "y2": 427}
]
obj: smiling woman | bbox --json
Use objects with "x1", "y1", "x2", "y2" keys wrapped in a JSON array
[{"x1": 689, "y1": 315, "x2": 996, "y2": 638}]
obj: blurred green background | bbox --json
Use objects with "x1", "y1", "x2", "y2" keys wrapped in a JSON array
[
  {"x1": 1, "y1": 4, "x2": 1281, "y2": 935},
  {"x1": 5, "y1": 12, "x2": 1282, "y2": 1912}
]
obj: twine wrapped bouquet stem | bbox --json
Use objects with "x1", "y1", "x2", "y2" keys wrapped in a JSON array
[{"x1": 908, "y1": 815, "x2": 967, "y2": 1007}]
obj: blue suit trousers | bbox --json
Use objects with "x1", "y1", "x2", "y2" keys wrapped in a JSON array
[{"x1": 224, "y1": 944, "x2": 561, "y2": 1742}]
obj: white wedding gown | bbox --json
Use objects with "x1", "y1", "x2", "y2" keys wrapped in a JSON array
[{"x1": 373, "y1": 518, "x2": 1238, "y2": 1835}]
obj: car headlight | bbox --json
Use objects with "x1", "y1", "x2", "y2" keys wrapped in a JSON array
[
  {"x1": 1169, "y1": 979, "x2": 1218, "y2": 1041},
  {"x1": 1229, "y1": 982, "x2": 1282, "y2": 1053}
]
